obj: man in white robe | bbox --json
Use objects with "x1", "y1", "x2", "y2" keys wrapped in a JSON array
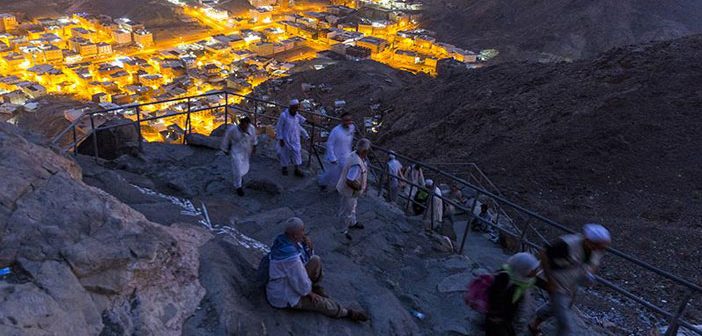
[
  {"x1": 423, "y1": 179, "x2": 443, "y2": 230},
  {"x1": 386, "y1": 151, "x2": 403, "y2": 202},
  {"x1": 337, "y1": 138, "x2": 370, "y2": 240},
  {"x1": 319, "y1": 112, "x2": 355, "y2": 191},
  {"x1": 221, "y1": 117, "x2": 257, "y2": 196},
  {"x1": 276, "y1": 99, "x2": 309, "y2": 177}
]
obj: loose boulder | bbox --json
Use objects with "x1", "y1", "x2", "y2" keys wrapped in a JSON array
[{"x1": 77, "y1": 117, "x2": 140, "y2": 160}]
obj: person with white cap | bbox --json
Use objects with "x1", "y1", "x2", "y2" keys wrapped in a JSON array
[
  {"x1": 386, "y1": 151, "x2": 404, "y2": 202},
  {"x1": 422, "y1": 179, "x2": 443, "y2": 230},
  {"x1": 318, "y1": 112, "x2": 355, "y2": 191},
  {"x1": 337, "y1": 138, "x2": 371, "y2": 240},
  {"x1": 276, "y1": 98, "x2": 309, "y2": 177},
  {"x1": 220, "y1": 116, "x2": 257, "y2": 197},
  {"x1": 266, "y1": 217, "x2": 369, "y2": 321},
  {"x1": 486, "y1": 252, "x2": 542, "y2": 336},
  {"x1": 528, "y1": 223, "x2": 611, "y2": 336}
]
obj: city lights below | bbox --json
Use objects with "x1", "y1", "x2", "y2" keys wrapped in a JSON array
[{"x1": 0, "y1": 0, "x2": 486, "y2": 140}]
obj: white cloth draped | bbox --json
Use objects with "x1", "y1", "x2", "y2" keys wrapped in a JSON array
[
  {"x1": 319, "y1": 124, "x2": 355, "y2": 187},
  {"x1": 275, "y1": 109, "x2": 308, "y2": 166},
  {"x1": 220, "y1": 124, "x2": 257, "y2": 188}
]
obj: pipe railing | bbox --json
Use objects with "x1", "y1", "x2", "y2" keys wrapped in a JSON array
[{"x1": 49, "y1": 90, "x2": 702, "y2": 335}]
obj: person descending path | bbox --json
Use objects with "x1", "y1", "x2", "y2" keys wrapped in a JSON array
[
  {"x1": 528, "y1": 223, "x2": 611, "y2": 336},
  {"x1": 276, "y1": 99, "x2": 309, "y2": 177},
  {"x1": 386, "y1": 151, "x2": 404, "y2": 202},
  {"x1": 266, "y1": 217, "x2": 369, "y2": 321},
  {"x1": 319, "y1": 112, "x2": 355, "y2": 191},
  {"x1": 337, "y1": 138, "x2": 370, "y2": 240},
  {"x1": 423, "y1": 179, "x2": 443, "y2": 231},
  {"x1": 404, "y1": 163, "x2": 425, "y2": 200},
  {"x1": 485, "y1": 252, "x2": 542, "y2": 336},
  {"x1": 220, "y1": 116, "x2": 257, "y2": 196}
]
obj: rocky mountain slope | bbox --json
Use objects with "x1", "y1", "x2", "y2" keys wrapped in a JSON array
[
  {"x1": 422, "y1": 0, "x2": 702, "y2": 61},
  {"x1": 251, "y1": 34, "x2": 702, "y2": 331},
  {"x1": 0, "y1": 119, "x2": 603, "y2": 334},
  {"x1": 0, "y1": 123, "x2": 208, "y2": 335},
  {"x1": 376, "y1": 34, "x2": 702, "y2": 309}
]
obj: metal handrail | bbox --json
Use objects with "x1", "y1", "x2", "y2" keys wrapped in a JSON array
[{"x1": 49, "y1": 91, "x2": 702, "y2": 335}]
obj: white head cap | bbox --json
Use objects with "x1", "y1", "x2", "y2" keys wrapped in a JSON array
[
  {"x1": 507, "y1": 252, "x2": 540, "y2": 282},
  {"x1": 583, "y1": 223, "x2": 611, "y2": 244},
  {"x1": 357, "y1": 138, "x2": 371, "y2": 151},
  {"x1": 425, "y1": 179, "x2": 434, "y2": 186},
  {"x1": 284, "y1": 217, "x2": 304, "y2": 234},
  {"x1": 290, "y1": 99, "x2": 299, "y2": 106}
]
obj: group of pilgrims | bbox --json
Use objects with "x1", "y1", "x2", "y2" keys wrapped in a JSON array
[{"x1": 219, "y1": 99, "x2": 613, "y2": 335}]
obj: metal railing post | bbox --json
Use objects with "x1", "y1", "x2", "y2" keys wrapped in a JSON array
[
  {"x1": 224, "y1": 92, "x2": 229, "y2": 126},
  {"x1": 405, "y1": 184, "x2": 415, "y2": 213},
  {"x1": 89, "y1": 114, "x2": 99, "y2": 162},
  {"x1": 429, "y1": 189, "x2": 435, "y2": 231},
  {"x1": 72, "y1": 125, "x2": 77, "y2": 156},
  {"x1": 307, "y1": 122, "x2": 315, "y2": 168},
  {"x1": 518, "y1": 218, "x2": 531, "y2": 251},
  {"x1": 459, "y1": 191, "x2": 481, "y2": 254},
  {"x1": 253, "y1": 99, "x2": 258, "y2": 127},
  {"x1": 377, "y1": 162, "x2": 386, "y2": 197},
  {"x1": 184, "y1": 97, "x2": 191, "y2": 144},
  {"x1": 664, "y1": 292, "x2": 694, "y2": 336},
  {"x1": 135, "y1": 106, "x2": 143, "y2": 151}
]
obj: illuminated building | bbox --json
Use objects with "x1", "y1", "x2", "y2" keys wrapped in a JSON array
[
  {"x1": 0, "y1": 14, "x2": 18, "y2": 33},
  {"x1": 202, "y1": 6, "x2": 229, "y2": 21},
  {"x1": 139, "y1": 73, "x2": 164, "y2": 87},
  {"x1": 133, "y1": 30, "x2": 154, "y2": 48},
  {"x1": 17, "y1": 82, "x2": 47, "y2": 99},
  {"x1": 251, "y1": 41, "x2": 274, "y2": 56},
  {"x1": 69, "y1": 37, "x2": 91, "y2": 55},
  {"x1": 111, "y1": 28, "x2": 132, "y2": 44},
  {"x1": 250, "y1": 0, "x2": 277, "y2": 7},
  {"x1": 115, "y1": 18, "x2": 145, "y2": 32},
  {"x1": 63, "y1": 51, "x2": 83, "y2": 65},
  {"x1": 71, "y1": 27, "x2": 96, "y2": 41},
  {"x1": 345, "y1": 45, "x2": 371, "y2": 60},
  {"x1": 96, "y1": 42, "x2": 113, "y2": 55},
  {"x1": 1, "y1": 53, "x2": 24, "y2": 71},
  {"x1": 249, "y1": 8, "x2": 273, "y2": 23},
  {"x1": 92, "y1": 92, "x2": 110, "y2": 103},
  {"x1": 356, "y1": 36, "x2": 388, "y2": 54},
  {"x1": 42, "y1": 45, "x2": 64, "y2": 63},
  {"x1": 1, "y1": 90, "x2": 26, "y2": 104}
]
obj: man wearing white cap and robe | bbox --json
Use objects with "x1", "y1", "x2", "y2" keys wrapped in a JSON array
[
  {"x1": 422, "y1": 179, "x2": 443, "y2": 230},
  {"x1": 529, "y1": 223, "x2": 611, "y2": 336},
  {"x1": 337, "y1": 138, "x2": 371, "y2": 240},
  {"x1": 319, "y1": 112, "x2": 355, "y2": 191},
  {"x1": 220, "y1": 116, "x2": 257, "y2": 197},
  {"x1": 386, "y1": 151, "x2": 403, "y2": 202},
  {"x1": 276, "y1": 99, "x2": 309, "y2": 177}
]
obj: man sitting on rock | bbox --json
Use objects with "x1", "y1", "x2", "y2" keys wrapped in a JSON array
[{"x1": 266, "y1": 217, "x2": 369, "y2": 322}]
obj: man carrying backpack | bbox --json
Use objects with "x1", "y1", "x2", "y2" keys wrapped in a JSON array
[
  {"x1": 265, "y1": 217, "x2": 368, "y2": 321},
  {"x1": 484, "y1": 252, "x2": 541, "y2": 336},
  {"x1": 528, "y1": 223, "x2": 611, "y2": 336}
]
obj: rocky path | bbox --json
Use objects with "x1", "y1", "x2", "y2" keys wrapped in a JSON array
[{"x1": 76, "y1": 136, "x2": 604, "y2": 335}]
